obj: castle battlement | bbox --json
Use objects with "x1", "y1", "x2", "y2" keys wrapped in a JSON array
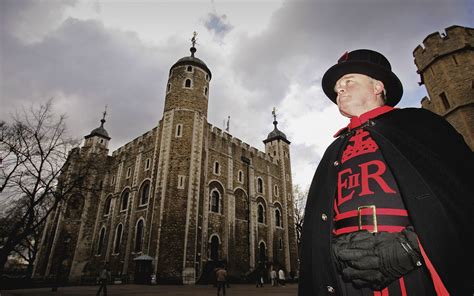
[
  {"x1": 206, "y1": 123, "x2": 279, "y2": 163},
  {"x1": 413, "y1": 25, "x2": 474, "y2": 71}
]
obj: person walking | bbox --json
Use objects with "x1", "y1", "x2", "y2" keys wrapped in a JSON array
[
  {"x1": 278, "y1": 268, "x2": 285, "y2": 287},
  {"x1": 270, "y1": 267, "x2": 277, "y2": 287},
  {"x1": 255, "y1": 268, "x2": 264, "y2": 288},
  {"x1": 96, "y1": 264, "x2": 111, "y2": 296},
  {"x1": 216, "y1": 265, "x2": 227, "y2": 296}
]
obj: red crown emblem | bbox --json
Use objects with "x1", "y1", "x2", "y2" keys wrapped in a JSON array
[{"x1": 341, "y1": 129, "x2": 378, "y2": 163}]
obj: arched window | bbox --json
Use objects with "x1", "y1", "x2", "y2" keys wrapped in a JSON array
[
  {"x1": 185, "y1": 79, "x2": 192, "y2": 88},
  {"x1": 113, "y1": 224, "x2": 123, "y2": 254},
  {"x1": 121, "y1": 191, "x2": 129, "y2": 211},
  {"x1": 275, "y1": 208, "x2": 282, "y2": 227},
  {"x1": 134, "y1": 219, "x2": 144, "y2": 253},
  {"x1": 214, "y1": 162, "x2": 220, "y2": 175},
  {"x1": 139, "y1": 182, "x2": 150, "y2": 206},
  {"x1": 259, "y1": 242, "x2": 266, "y2": 263},
  {"x1": 96, "y1": 227, "x2": 106, "y2": 255},
  {"x1": 258, "y1": 203, "x2": 265, "y2": 223},
  {"x1": 103, "y1": 196, "x2": 112, "y2": 216},
  {"x1": 209, "y1": 235, "x2": 220, "y2": 261},
  {"x1": 257, "y1": 178, "x2": 263, "y2": 194},
  {"x1": 210, "y1": 190, "x2": 220, "y2": 213},
  {"x1": 186, "y1": 65, "x2": 193, "y2": 72}
]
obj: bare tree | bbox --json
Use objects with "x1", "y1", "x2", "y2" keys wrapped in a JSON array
[
  {"x1": 0, "y1": 100, "x2": 94, "y2": 276},
  {"x1": 293, "y1": 184, "x2": 308, "y2": 248}
]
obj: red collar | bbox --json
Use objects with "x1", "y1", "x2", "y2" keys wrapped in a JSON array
[{"x1": 333, "y1": 105, "x2": 396, "y2": 138}]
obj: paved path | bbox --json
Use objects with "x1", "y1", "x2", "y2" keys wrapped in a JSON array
[{"x1": 1, "y1": 283, "x2": 297, "y2": 296}]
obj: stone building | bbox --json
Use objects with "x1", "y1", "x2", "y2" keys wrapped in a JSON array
[
  {"x1": 32, "y1": 44, "x2": 299, "y2": 284},
  {"x1": 414, "y1": 25, "x2": 474, "y2": 150}
]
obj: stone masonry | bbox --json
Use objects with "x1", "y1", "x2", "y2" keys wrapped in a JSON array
[
  {"x1": 414, "y1": 25, "x2": 474, "y2": 150},
  {"x1": 33, "y1": 45, "x2": 299, "y2": 285}
]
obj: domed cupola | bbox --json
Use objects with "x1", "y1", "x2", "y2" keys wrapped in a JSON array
[
  {"x1": 85, "y1": 116, "x2": 110, "y2": 140},
  {"x1": 263, "y1": 108, "x2": 290, "y2": 144},
  {"x1": 164, "y1": 32, "x2": 212, "y2": 116},
  {"x1": 83, "y1": 108, "x2": 110, "y2": 153}
]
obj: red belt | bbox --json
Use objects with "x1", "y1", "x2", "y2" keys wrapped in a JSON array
[{"x1": 334, "y1": 206, "x2": 411, "y2": 235}]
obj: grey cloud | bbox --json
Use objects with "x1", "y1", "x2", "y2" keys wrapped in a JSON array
[
  {"x1": 203, "y1": 12, "x2": 234, "y2": 39},
  {"x1": 1, "y1": 16, "x2": 182, "y2": 151},
  {"x1": 230, "y1": 0, "x2": 471, "y2": 111},
  {"x1": 0, "y1": 0, "x2": 76, "y2": 43}
]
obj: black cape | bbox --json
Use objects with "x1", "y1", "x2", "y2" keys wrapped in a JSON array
[{"x1": 298, "y1": 108, "x2": 474, "y2": 296}]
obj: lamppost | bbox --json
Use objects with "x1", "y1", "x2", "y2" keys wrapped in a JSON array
[{"x1": 52, "y1": 233, "x2": 71, "y2": 292}]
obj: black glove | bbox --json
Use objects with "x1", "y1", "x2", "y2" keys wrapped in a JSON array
[
  {"x1": 332, "y1": 230, "x2": 375, "y2": 272},
  {"x1": 332, "y1": 227, "x2": 422, "y2": 290}
]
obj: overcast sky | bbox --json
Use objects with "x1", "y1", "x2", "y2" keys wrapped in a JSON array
[{"x1": 1, "y1": 0, "x2": 472, "y2": 191}]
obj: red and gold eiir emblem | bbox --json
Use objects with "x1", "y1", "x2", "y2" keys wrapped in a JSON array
[{"x1": 342, "y1": 129, "x2": 378, "y2": 163}]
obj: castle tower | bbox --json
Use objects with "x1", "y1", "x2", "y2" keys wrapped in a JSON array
[
  {"x1": 414, "y1": 25, "x2": 474, "y2": 150},
  {"x1": 83, "y1": 109, "x2": 111, "y2": 155},
  {"x1": 32, "y1": 111, "x2": 111, "y2": 282},
  {"x1": 153, "y1": 32, "x2": 211, "y2": 283},
  {"x1": 263, "y1": 109, "x2": 298, "y2": 274}
]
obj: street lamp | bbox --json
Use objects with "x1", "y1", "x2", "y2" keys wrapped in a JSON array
[{"x1": 52, "y1": 233, "x2": 71, "y2": 292}]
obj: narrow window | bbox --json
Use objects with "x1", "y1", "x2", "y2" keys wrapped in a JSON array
[
  {"x1": 175, "y1": 124, "x2": 182, "y2": 137},
  {"x1": 134, "y1": 219, "x2": 144, "y2": 253},
  {"x1": 178, "y1": 175, "x2": 186, "y2": 189},
  {"x1": 185, "y1": 79, "x2": 192, "y2": 88},
  {"x1": 103, "y1": 196, "x2": 112, "y2": 216},
  {"x1": 274, "y1": 185, "x2": 279, "y2": 196},
  {"x1": 214, "y1": 162, "x2": 220, "y2": 175},
  {"x1": 121, "y1": 191, "x2": 129, "y2": 211},
  {"x1": 279, "y1": 238, "x2": 283, "y2": 250},
  {"x1": 206, "y1": 74, "x2": 210, "y2": 81},
  {"x1": 211, "y1": 190, "x2": 220, "y2": 213},
  {"x1": 111, "y1": 175, "x2": 115, "y2": 185},
  {"x1": 96, "y1": 227, "x2": 106, "y2": 255},
  {"x1": 257, "y1": 178, "x2": 263, "y2": 194},
  {"x1": 113, "y1": 224, "x2": 123, "y2": 254},
  {"x1": 275, "y1": 208, "x2": 282, "y2": 227},
  {"x1": 167, "y1": 83, "x2": 171, "y2": 93},
  {"x1": 204, "y1": 87, "x2": 208, "y2": 96},
  {"x1": 145, "y1": 158, "x2": 151, "y2": 170},
  {"x1": 126, "y1": 167, "x2": 131, "y2": 179},
  {"x1": 440, "y1": 92, "x2": 450, "y2": 110},
  {"x1": 238, "y1": 170, "x2": 243, "y2": 183},
  {"x1": 139, "y1": 183, "x2": 150, "y2": 206},
  {"x1": 187, "y1": 65, "x2": 193, "y2": 72},
  {"x1": 258, "y1": 204, "x2": 265, "y2": 223}
]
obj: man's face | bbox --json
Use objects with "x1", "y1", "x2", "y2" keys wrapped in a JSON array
[{"x1": 334, "y1": 73, "x2": 384, "y2": 118}]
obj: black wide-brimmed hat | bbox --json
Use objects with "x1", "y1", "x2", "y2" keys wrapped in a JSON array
[{"x1": 322, "y1": 49, "x2": 403, "y2": 107}]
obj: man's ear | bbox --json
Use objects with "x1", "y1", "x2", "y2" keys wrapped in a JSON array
[{"x1": 374, "y1": 80, "x2": 385, "y2": 95}]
